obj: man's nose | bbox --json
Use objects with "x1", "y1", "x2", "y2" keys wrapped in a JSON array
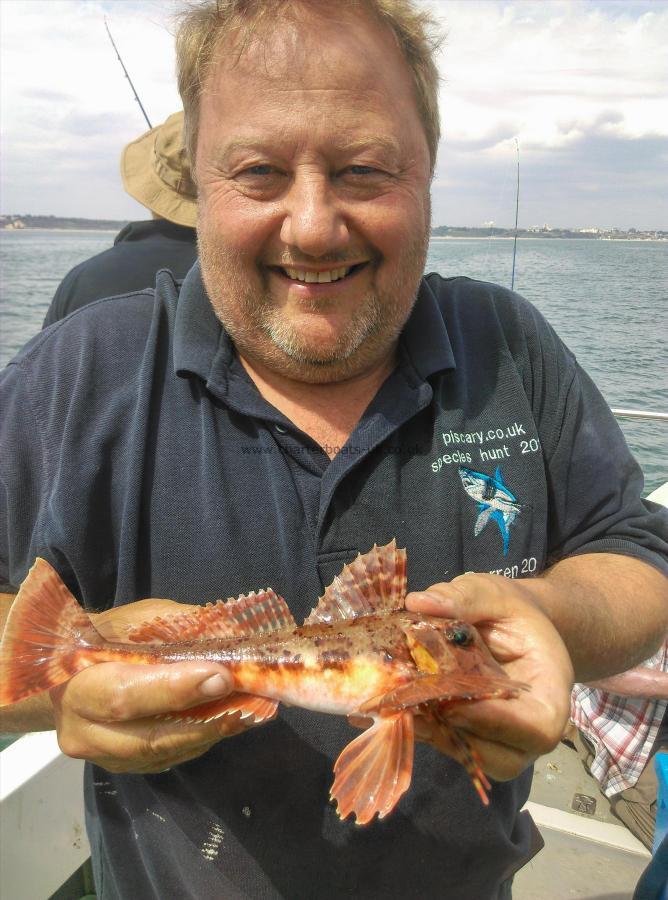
[{"x1": 279, "y1": 173, "x2": 349, "y2": 257}]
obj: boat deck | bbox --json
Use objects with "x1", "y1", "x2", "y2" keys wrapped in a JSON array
[{"x1": 516, "y1": 741, "x2": 652, "y2": 899}]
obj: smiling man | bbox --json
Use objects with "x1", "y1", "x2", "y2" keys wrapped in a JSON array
[
  {"x1": 192, "y1": 1, "x2": 435, "y2": 455},
  {"x1": 1, "y1": 2, "x2": 667, "y2": 899},
  {"x1": 195, "y1": 9, "x2": 430, "y2": 385}
]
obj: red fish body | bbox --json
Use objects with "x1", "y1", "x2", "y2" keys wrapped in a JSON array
[{"x1": 0, "y1": 541, "x2": 526, "y2": 824}]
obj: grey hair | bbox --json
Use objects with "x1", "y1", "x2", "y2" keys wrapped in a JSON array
[{"x1": 174, "y1": 0, "x2": 443, "y2": 173}]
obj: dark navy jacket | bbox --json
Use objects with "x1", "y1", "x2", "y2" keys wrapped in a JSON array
[
  {"x1": 42, "y1": 219, "x2": 197, "y2": 327},
  {"x1": 2, "y1": 266, "x2": 667, "y2": 900}
]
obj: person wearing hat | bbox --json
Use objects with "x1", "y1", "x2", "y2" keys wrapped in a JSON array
[{"x1": 42, "y1": 111, "x2": 197, "y2": 327}]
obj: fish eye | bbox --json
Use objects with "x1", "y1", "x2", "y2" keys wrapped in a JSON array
[{"x1": 446, "y1": 625, "x2": 473, "y2": 647}]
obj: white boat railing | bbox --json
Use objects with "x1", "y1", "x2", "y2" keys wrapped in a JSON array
[{"x1": 612, "y1": 407, "x2": 668, "y2": 422}]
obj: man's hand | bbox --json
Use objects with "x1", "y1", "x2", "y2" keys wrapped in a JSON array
[
  {"x1": 406, "y1": 573, "x2": 574, "y2": 782},
  {"x1": 49, "y1": 599, "x2": 265, "y2": 774}
]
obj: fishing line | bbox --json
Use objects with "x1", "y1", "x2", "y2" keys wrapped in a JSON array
[
  {"x1": 477, "y1": 139, "x2": 516, "y2": 284},
  {"x1": 104, "y1": 17, "x2": 152, "y2": 129},
  {"x1": 511, "y1": 138, "x2": 520, "y2": 291}
]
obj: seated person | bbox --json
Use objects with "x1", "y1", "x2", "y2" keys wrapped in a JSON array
[{"x1": 568, "y1": 637, "x2": 668, "y2": 850}]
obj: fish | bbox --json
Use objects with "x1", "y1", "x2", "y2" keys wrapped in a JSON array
[
  {"x1": 458, "y1": 465, "x2": 522, "y2": 555},
  {"x1": 0, "y1": 540, "x2": 527, "y2": 825}
]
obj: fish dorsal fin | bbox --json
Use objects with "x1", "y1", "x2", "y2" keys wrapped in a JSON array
[
  {"x1": 126, "y1": 589, "x2": 295, "y2": 644},
  {"x1": 305, "y1": 540, "x2": 406, "y2": 625},
  {"x1": 494, "y1": 466, "x2": 505, "y2": 487}
]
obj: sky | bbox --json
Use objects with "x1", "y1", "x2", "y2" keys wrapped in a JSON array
[{"x1": 1, "y1": 0, "x2": 666, "y2": 230}]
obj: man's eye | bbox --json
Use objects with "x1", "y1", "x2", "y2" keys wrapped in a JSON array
[
  {"x1": 240, "y1": 165, "x2": 276, "y2": 177},
  {"x1": 345, "y1": 165, "x2": 378, "y2": 176}
]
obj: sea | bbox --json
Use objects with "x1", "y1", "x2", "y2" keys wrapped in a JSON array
[{"x1": 1, "y1": 229, "x2": 666, "y2": 492}]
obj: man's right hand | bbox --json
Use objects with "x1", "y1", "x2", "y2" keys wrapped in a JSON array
[
  {"x1": 47, "y1": 597, "x2": 266, "y2": 773},
  {"x1": 50, "y1": 658, "x2": 252, "y2": 774}
]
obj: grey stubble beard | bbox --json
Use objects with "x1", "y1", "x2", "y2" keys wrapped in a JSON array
[{"x1": 197, "y1": 224, "x2": 429, "y2": 384}]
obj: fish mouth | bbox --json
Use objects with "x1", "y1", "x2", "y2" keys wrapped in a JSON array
[{"x1": 269, "y1": 262, "x2": 370, "y2": 284}]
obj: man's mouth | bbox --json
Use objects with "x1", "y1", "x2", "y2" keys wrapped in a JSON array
[{"x1": 270, "y1": 263, "x2": 369, "y2": 284}]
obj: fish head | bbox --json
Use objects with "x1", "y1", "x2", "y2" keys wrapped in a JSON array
[
  {"x1": 458, "y1": 467, "x2": 486, "y2": 502},
  {"x1": 403, "y1": 615, "x2": 507, "y2": 679}
]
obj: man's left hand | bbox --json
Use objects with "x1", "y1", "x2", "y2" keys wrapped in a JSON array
[{"x1": 406, "y1": 573, "x2": 574, "y2": 781}]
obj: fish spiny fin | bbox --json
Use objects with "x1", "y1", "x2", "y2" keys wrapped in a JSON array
[
  {"x1": 359, "y1": 672, "x2": 527, "y2": 714},
  {"x1": 305, "y1": 540, "x2": 406, "y2": 625},
  {"x1": 0, "y1": 558, "x2": 102, "y2": 706},
  {"x1": 160, "y1": 693, "x2": 278, "y2": 725},
  {"x1": 330, "y1": 711, "x2": 414, "y2": 825},
  {"x1": 126, "y1": 589, "x2": 295, "y2": 644}
]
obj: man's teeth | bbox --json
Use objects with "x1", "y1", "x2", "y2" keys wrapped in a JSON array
[{"x1": 283, "y1": 266, "x2": 351, "y2": 283}]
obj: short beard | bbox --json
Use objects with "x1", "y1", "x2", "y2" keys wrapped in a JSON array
[
  {"x1": 197, "y1": 227, "x2": 428, "y2": 384},
  {"x1": 263, "y1": 289, "x2": 383, "y2": 365}
]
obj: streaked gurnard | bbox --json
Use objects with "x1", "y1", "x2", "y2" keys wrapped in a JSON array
[{"x1": 0, "y1": 541, "x2": 527, "y2": 824}]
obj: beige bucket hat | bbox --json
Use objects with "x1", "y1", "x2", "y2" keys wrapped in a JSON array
[{"x1": 121, "y1": 111, "x2": 197, "y2": 228}]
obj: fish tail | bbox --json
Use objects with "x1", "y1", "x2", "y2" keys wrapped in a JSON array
[{"x1": 0, "y1": 558, "x2": 104, "y2": 706}]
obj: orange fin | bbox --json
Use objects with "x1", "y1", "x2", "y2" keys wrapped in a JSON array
[
  {"x1": 421, "y1": 708, "x2": 492, "y2": 806},
  {"x1": 127, "y1": 589, "x2": 294, "y2": 644},
  {"x1": 161, "y1": 693, "x2": 278, "y2": 725},
  {"x1": 0, "y1": 558, "x2": 102, "y2": 706},
  {"x1": 360, "y1": 673, "x2": 527, "y2": 714},
  {"x1": 305, "y1": 540, "x2": 406, "y2": 625},
  {"x1": 448, "y1": 725, "x2": 492, "y2": 806},
  {"x1": 330, "y1": 711, "x2": 414, "y2": 825}
]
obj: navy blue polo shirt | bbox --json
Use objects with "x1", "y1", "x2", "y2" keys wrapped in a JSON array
[{"x1": 2, "y1": 265, "x2": 667, "y2": 900}]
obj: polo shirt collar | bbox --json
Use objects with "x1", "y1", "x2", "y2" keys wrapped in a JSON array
[
  {"x1": 173, "y1": 263, "x2": 455, "y2": 394},
  {"x1": 399, "y1": 276, "x2": 455, "y2": 380},
  {"x1": 173, "y1": 261, "x2": 233, "y2": 386}
]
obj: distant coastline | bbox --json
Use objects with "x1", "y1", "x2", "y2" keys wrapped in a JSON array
[
  {"x1": 1, "y1": 214, "x2": 666, "y2": 241},
  {"x1": 1, "y1": 214, "x2": 129, "y2": 232},
  {"x1": 430, "y1": 224, "x2": 667, "y2": 242}
]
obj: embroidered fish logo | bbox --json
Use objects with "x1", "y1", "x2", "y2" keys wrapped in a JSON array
[{"x1": 458, "y1": 466, "x2": 521, "y2": 556}]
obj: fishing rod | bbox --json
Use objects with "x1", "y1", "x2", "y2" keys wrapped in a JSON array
[
  {"x1": 104, "y1": 17, "x2": 152, "y2": 130},
  {"x1": 510, "y1": 138, "x2": 520, "y2": 290}
]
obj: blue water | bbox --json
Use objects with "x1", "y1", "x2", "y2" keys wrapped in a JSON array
[{"x1": 1, "y1": 230, "x2": 666, "y2": 491}]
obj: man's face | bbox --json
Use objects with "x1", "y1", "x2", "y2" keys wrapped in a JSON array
[{"x1": 195, "y1": 6, "x2": 432, "y2": 384}]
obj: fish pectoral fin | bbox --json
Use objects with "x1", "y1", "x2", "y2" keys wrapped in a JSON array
[
  {"x1": 359, "y1": 673, "x2": 527, "y2": 714},
  {"x1": 158, "y1": 693, "x2": 278, "y2": 725},
  {"x1": 330, "y1": 711, "x2": 414, "y2": 826},
  {"x1": 127, "y1": 589, "x2": 295, "y2": 644},
  {"x1": 304, "y1": 540, "x2": 406, "y2": 625}
]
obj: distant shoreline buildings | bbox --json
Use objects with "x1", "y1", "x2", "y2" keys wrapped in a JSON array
[
  {"x1": 1, "y1": 214, "x2": 666, "y2": 241},
  {"x1": 431, "y1": 223, "x2": 667, "y2": 241}
]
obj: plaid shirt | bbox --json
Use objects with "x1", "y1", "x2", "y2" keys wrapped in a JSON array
[{"x1": 570, "y1": 641, "x2": 668, "y2": 797}]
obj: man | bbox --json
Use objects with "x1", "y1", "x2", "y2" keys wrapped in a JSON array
[
  {"x1": 1, "y1": 2, "x2": 666, "y2": 898},
  {"x1": 568, "y1": 638, "x2": 668, "y2": 850},
  {"x1": 43, "y1": 111, "x2": 197, "y2": 326}
]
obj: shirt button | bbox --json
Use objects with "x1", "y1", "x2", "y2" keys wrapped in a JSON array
[{"x1": 275, "y1": 424, "x2": 287, "y2": 434}]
